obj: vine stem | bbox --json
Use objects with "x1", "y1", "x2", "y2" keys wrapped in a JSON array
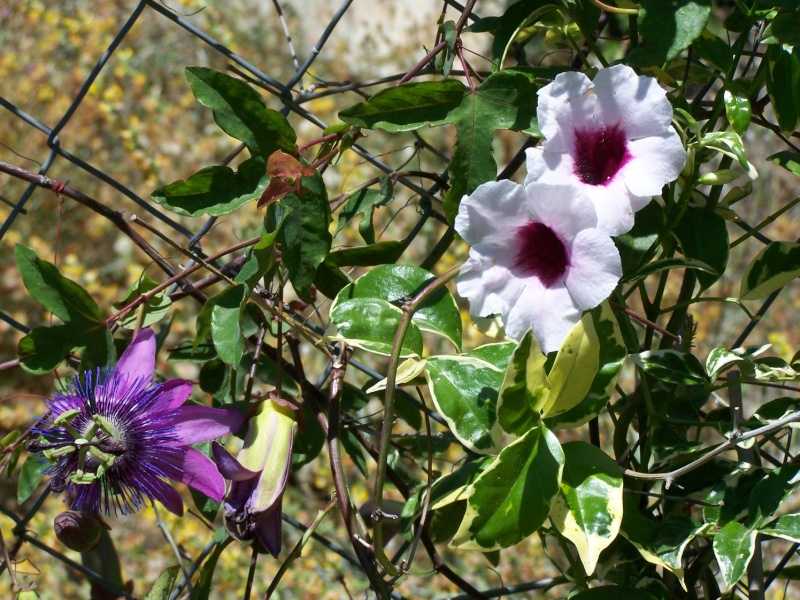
[
  {"x1": 371, "y1": 263, "x2": 461, "y2": 578},
  {"x1": 621, "y1": 409, "x2": 800, "y2": 487}
]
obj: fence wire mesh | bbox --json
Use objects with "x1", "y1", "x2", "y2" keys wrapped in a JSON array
[{"x1": 2, "y1": 1, "x2": 800, "y2": 599}]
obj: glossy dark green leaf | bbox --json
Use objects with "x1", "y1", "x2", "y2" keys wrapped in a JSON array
[
  {"x1": 424, "y1": 354, "x2": 505, "y2": 454},
  {"x1": 336, "y1": 178, "x2": 393, "y2": 244},
  {"x1": 189, "y1": 536, "x2": 232, "y2": 600},
  {"x1": 673, "y1": 205, "x2": 729, "y2": 290},
  {"x1": 766, "y1": 45, "x2": 800, "y2": 133},
  {"x1": 768, "y1": 150, "x2": 800, "y2": 178},
  {"x1": 762, "y1": 10, "x2": 800, "y2": 46},
  {"x1": 17, "y1": 325, "x2": 73, "y2": 374},
  {"x1": 569, "y1": 0, "x2": 601, "y2": 42},
  {"x1": 186, "y1": 67, "x2": 297, "y2": 158},
  {"x1": 292, "y1": 401, "x2": 325, "y2": 471},
  {"x1": 624, "y1": 257, "x2": 717, "y2": 284},
  {"x1": 234, "y1": 231, "x2": 279, "y2": 290},
  {"x1": 465, "y1": 342, "x2": 517, "y2": 373},
  {"x1": 152, "y1": 157, "x2": 269, "y2": 217},
  {"x1": 713, "y1": 521, "x2": 757, "y2": 591},
  {"x1": 451, "y1": 424, "x2": 564, "y2": 550},
  {"x1": 277, "y1": 173, "x2": 332, "y2": 301},
  {"x1": 748, "y1": 464, "x2": 800, "y2": 528},
  {"x1": 631, "y1": 350, "x2": 709, "y2": 385},
  {"x1": 15, "y1": 244, "x2": 103, "y2": 324},
  {"x1": 551, "y1": 442, "x2": 623, "y2": 575},
  {"x1": 614, "y1": 200, "x2": 665, "y2": 279},
  {"x1": 442, "y1": 70, "x2": 539, "y2": 222},
  {"x1": 82, "y1": 530, "x2": 124, "y2": 596},
  {"x1": 328, "y1": 297, "x2": 423, "y2": 357},
  {"x1": 490, "y1": 0, "x2": 563, "y2": 70},
  {"x1": 327, "y1": 241, "x2": 406, "y2": 267},
  {"x1": 761, "y1": 514, "x2": 800, "y2": 543},
  {"x1": 338, "y1": 79, "x2": 466, "y2": 131},
  {"x1": 691, "y1": 29, "x2": 733, "y2": 72},
  {"x1": 114, "y1": 275, "x2": 172, "y2": 329},
  {"x1": 77, "y1": 327, "x2": 116, "y2": 374},
  {"x1": 723, "y1": 81, "x2": 751, "y2": 136},
  {"x1": 627, "y1": 0, "x2": 712, "y2": 67},
  {"x1": 199, "y1": 359, "x2": 234, "y2": 404},
  {"x1": 570, "y1": 587, "x2": 657, "y2": 600},
  {"x1": 210, "y1": 284, "x2": 248, "y2": 367},
  {"x1": 705, "y1": 344, "x2": 769, "y2": 382},
  {"x1": 332, "y1": 265, "x2": 461, "y2": 350},
  {"x1": 313, "y1": 258, "x2": 352, "y2": 299},
  {"x1": 341, "y1": 428, "x2": 369, "y2": 477},
  {"x1": 17, "y1": 453, "x2": 48, "y2": 504},
  {"x1": 144, "y1": 565, "x2": 180, "y2": 600},
  {"x1": 740, "y1": 241, "x2": 800, "y2": 301}
]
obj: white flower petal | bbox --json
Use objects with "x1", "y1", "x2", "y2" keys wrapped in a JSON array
[
  {"x1": 592, "y1": 65, "x2": 675, "y2": 138},
  {"x1": 505, "y1": 283, "x2": 581, "y2": 354},
  {"x1": 537, "y1": 71, "x2": 595, "y2": 151},
  {"x1": 456, "y1": 246, "x2": 524, "y2": 318},
  {"x1": 622, "y1": 131, "x2": 686, "y2": 197},
  {"x1": 524, "y1": 147, "x2": 574, "y2": 186},
  {"x1": 525, "y1": 182, "x2": 598, "y2": 239},
  {"x1": 583, "y1": 181, "x2": 635, "y2": 236},
  {"x1": 564, "y1": 229, "x2": 622, "y2": 310},
  {"x1": 454, "y1": 180, "x2": 531, "y2": 246}
]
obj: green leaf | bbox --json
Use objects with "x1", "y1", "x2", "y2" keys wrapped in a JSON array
[
  {"x1": 490, "y1": 0, "x2": 563, "y2": 70},
  {"x1": 723, "y1": 81, "x2": 752, "y2": 136},
  {"x1": 546, "y1": 302, "x2": 627, "y2": 429},
  {"x1": 435, "y1": 20, "x2": 457, "y2": 76},
  {"x1": 424, "y1": 355, "x2": 505, "y2": 454},
  {"x1": 313, "y1": 258, "x2": 352, "y2": 299},
  {"x1": 740, "y1": 241, "x2": 800, "y2": 300},
  {"x1": 673, "y1": 205, "x2": 729, "y2": 290},
  {"x1": 336, "y1": 178, "x2": 394, "y2": 244},
  {"x1": 466, "y1": 342, "x2": 517, "y2": 373},
  {"x1": 189, "y1": 536, "x2": 232, "y2": 600},
  {"x1": 17, "y1": 325, "x2": 73, "y2": 374},
  {"x1": 550, "y1": 442, "x2": 623, "y2": 575},
  {"x1": 327, "y1": 241, "x2": 406, "y2": 267},
  {"x1": 496, "y1": 329, "x2": 549, "y2": 435},
  {"x1": 327, "y1": 297, "x2": 423, "y2": 357},
  {"x1": 747, "y1": 464, "x2": 800, "y2": 528},
  {"x1": 15, "y1": 244, "x2": 103, "y2": 324},
  {"x1": 631, "y1": 349, "x2": 709, "y2": 385},
  {"x1": 761, "y1": 514, "x2": 800, "y2": 543},
  {"x1": 210, "y1": 284, "x2": 248, "y2": 367},
  {"x1": 451, "y1": 424, "x2": 563, "y2": 550},
  {"x1": 543, "y1": 314, "x2": 600, "y2": 418},
  {"x1": 82, "y1": 530, "x2": 125, "y2": 596},
  {"x1": 691, "y1": 29, "x2": 733, "y2": 72},
  {"x1": 766, "y1": 45, "x2": 800, "y2": 133},
  {"x1": 152, "y1": 157, "x2": 270, "y2": 217},
  {"x1": 185, "y1": 67, "x2": 297, "y2": 158},
  {"x1": 276, "y1": 173, "x2": 332, "y2": 301},
  {"x1": 713, "y1": 521, "x2": 757, "y2": 591},
  {"x1": 762, "y1": 10, "x2": 800, "y2": 46},
  {"x1": 753, "y1": 396, "x2": 800, "y2": 424},
  {"x1": 614, "y1": 200, "x2": 665, "y2": 280},
  {"x1": 569, "y1": 587, "x2": 658, "y2": 600},
  {"x1": 144, "y1": 565, "x2": 180, "y2": 600},
  {"x1": 442, "y1": 70, "x2": 539, "y2": 222},
  {"x1": 627, "y1": 0, "x2": 712, "y2": 67},
  {"x1": 331, "y1": 265, "x2": 462, "y2": 350},
  {"x1": 292, "y1": 401, "x2": 326, "y2": 471},
  {"x1": 624, "y1": 256, "x2": 718, "y2": 284},
  {"x1": 234, "y1": 231, "x2": 279, "y2": 290},
  {"x1": 705, "y1": 344, "x2": 770, "y2": 382},
  {"x1": 17, "y1": 453, "x2": 48, "y2": 504},
  {"x1": 338, "y1": 79, "x2": 466, "y2": 131},
  {"x1": 768, "y1": 150, "x2": 800, "y2": 177},
  {"x1": 427, "y1": 457, "x2": 495, "y2": 510},
  {"x1": 114, "y1": 275, "x2": 172, "y2": 329}
]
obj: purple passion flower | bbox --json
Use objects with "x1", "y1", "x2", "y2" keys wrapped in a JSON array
[{"x1": 29, "y1": 328, "x2": 244, "y2": 516}]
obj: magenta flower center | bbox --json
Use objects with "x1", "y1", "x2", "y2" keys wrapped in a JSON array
[
  {"x1": 513, "y1": 222, "x2": 569, "y2": 287},
  {"x1": 573, "y1": 124, "x2": 630, "y2": 186}
]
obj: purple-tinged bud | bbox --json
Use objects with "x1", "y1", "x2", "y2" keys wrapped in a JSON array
[{"x1": 53, "y1": 510, "x2": 109, "y2": 552}]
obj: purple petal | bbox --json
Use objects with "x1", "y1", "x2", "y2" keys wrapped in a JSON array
[
  {"x1": 254, "y1": 500, "x2": 283, "y2": 557},
  {"x1": 154, "y1": 379, "x2": 193, "y2": 411},
  {"x1": 146, "y1": 477, "x2": 185, "y2": 516},
  {"x1": 110, "y1": 328, "x2": 156, "y2": 398},
  {"x1": 162, "y1": 447, "x2": 226, "y2": 501},
  {"x1": 211, "y1": 441, "x2": 260, "y2": 482},
  {"x1": 166, "y1": 406, "x2": 245, "y2": 445}
]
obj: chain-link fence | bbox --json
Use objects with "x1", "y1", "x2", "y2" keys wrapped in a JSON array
[{"x1": 3, "y1": 1, "x2": 800, "y2": 599}]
